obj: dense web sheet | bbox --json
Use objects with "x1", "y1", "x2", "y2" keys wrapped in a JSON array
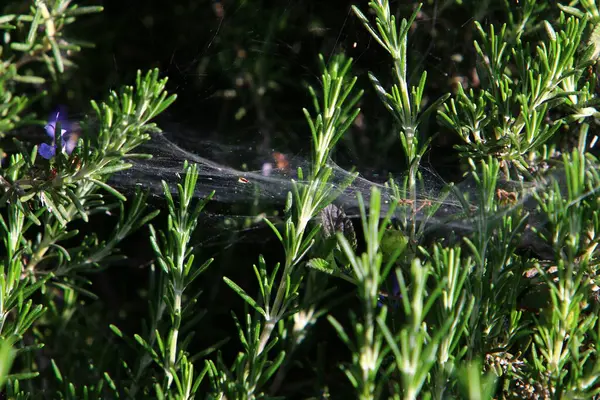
[{"x1": 109, "y1": 130, "x2": 546, "y2": 234}]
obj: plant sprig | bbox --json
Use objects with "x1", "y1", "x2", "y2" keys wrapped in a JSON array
[{"x1": 213, "y1": 54, "x2": 362, "y2": 398}]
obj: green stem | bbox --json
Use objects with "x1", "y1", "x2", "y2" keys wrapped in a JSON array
[{"x1": 255, "y1": 179, "x2": 317, "y2": 357}]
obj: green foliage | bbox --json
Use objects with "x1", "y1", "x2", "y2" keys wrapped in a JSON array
[
  {"x1": 210, "y1": 52, "x2": 362, "y2": 399},
  {"x1": 1, "y1": 0, "x2": 600, "y2": 399},
  {"x1": 0, "y1": 2, "x2": 176, "y2": 394},
  {"x1": 353, "y1": 1, "x2": 449, "y2": 169},
  {"x1": 111, "y1": 161, "x2": 214, "y2": 398},
  {"x1": 438, "y1": 5, "x2": 598, "y2": 175},
  {"x1": 0, "y1": 0, "x2": 102, "y2": 137}
]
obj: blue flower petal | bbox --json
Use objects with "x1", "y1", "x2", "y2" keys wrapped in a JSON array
[
  {"x1": 46, "y1": 109, "x2": 71, "y2": 136},
  {"x1": 44, "y1": 123, "x2": 56, "y2": 138},
  {"x1": 40, "y1": 108, "x2": 78, "y2": 158},
  {"x1": 38, "y1": 143, "x2": 56, "y2": 159},
  {"x1": 48, "y1": 111, "x2": 61, "y2": 125},
  {"x1": 63, "y1": 134, "x2": 77, "y2": 155}
]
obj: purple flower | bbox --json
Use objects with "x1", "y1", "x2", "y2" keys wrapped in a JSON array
[{"x1": 38, "y1": 111, "x2": 77, "y2": 160}]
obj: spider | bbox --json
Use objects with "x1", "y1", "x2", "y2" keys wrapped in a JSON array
[
  {"x1": 397, "y1": 198, "x2": 432, "y2": 212},
  {"x1": 397, "y1": 198, "x2": 414, "y2": 206},
  {"x1": 496, "y1": 188, "x2": 518, "y2": 204}
]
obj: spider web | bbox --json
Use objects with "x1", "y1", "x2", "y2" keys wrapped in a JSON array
[
  {"x1": 111, "y1": 131, "x2": 453, "y2": 212},
  {"x1": 108, "y1": 128, "x2": 547, "y2": 249}
]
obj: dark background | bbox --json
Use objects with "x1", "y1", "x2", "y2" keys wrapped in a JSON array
[{"x1": 59, "y1": 0, "x2": 490, "y2": 178}]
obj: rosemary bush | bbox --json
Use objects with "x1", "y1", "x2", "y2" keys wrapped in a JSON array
[{"x1": 1, "y1": 0, "x2": 600, "y2": 399}]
